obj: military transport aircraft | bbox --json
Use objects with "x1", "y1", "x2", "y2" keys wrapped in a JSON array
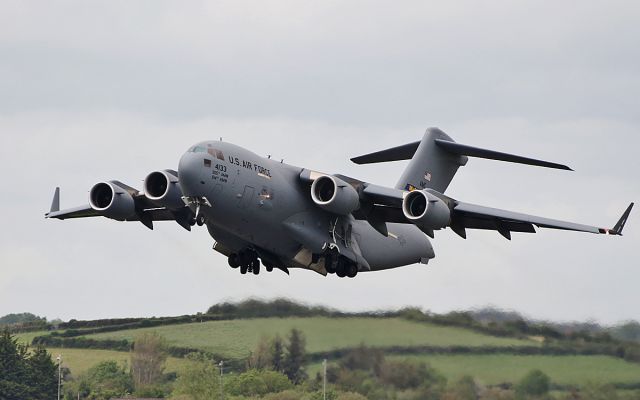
[{"x1": 46, "y1": 128, "x2": 633, "y2": 278}]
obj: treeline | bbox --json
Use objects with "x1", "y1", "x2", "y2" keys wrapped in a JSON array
[
  {"x1": 53, "y1": 314, "x2": 223, "y2": 334},
  {"x1": 0, "y1": 312, "x2": 49, "y2": 333}
]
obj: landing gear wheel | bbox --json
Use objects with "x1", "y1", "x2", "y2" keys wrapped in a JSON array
[
  {"x1": 325, "y1": 255, "x2": 337, "y2": 274},
  {"x1": 196, "y1": 215, "x2": 206, "y2": 226},
  {"x1": 335, "y1": 260, "x2": 347, "y2": 278},
  {"x1": 240, "y1": 265, "x2": 248, "y2": 274},
  {"x1": 228, "y1": 254, "x2": 239, "y2": 269},
  {"x1": 252, "y1": 260, "x2": 260, "y2": 275},
  {"x1": 189, "y1": 218, "x2": 196, "y2": 226},
  {"x1": 346, "y1": 263, "x2": 358, "y2": 278},
  {"x1": 263, "y1": 261, "x2": 274, "y2": 272}
]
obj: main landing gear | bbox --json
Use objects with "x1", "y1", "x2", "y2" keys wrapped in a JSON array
[
  {"x1": 228, "y1": 250, "x2": 276, "y2": 276},
  {"x1": 324, "y1": 253, "x2": 358, "y2": 278}
]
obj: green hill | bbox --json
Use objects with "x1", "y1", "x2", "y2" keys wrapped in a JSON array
[
  {"x1": 83, "y1": 317, "x2": 534, "y2": 359},
  {"x1": 16, "y1": 300, "x2": 640, "y2": 393}
]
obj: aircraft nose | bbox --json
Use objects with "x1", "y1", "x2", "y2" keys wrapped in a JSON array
[{"x1": 178, "y1": 151, "x2": 205, "y2": 197}]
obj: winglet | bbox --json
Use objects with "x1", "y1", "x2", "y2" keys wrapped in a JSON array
[
  {"x1": 608, "y1": 202, "x2": 634, "y2": 236},
  {"x1": 47, "y1": 187, "x2": 60, "y2": 217}
]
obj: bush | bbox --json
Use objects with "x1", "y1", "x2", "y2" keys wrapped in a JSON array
[
  {"x1": 69, "y1": 360, "x2": 134, "y2": 400},
  {"x1": 515, "y1": 369, "x2": 550, "y2": 398},
  {"x1": 340, "y1": 344, "x2": 384, "y2": 374},
  {"x1": 263, "y1": 389, "x2": 304, "y2": 400},
  {"x1": 337, "y1": 392, "x2": 368, "y2": 400},
  {"x1": 225, "y1": 369, "x2": 293, "y2": 397},
  {"x1": 445, "y1": 375, "x2": 478, "y2": 400},
  {"x1": 378, "y1": 360, "x2": 442, "y2": 390}
]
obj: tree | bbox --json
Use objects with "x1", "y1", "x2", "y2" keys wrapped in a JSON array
[
  {"x1": 247, "y1": 335, "x2": 274, "y2": 370},
  {"x1": 130, "y1": 331, "x2": 167, "y2": 387},
  {"x1": 0, "y1": 329, "x2": 31, "y2": 399},
  {"x1": 579, "y1": 383, "x2": 619, "y2": 400},
  {"x1": 340, "y1": 344, "x2": 384, "y2": 375},
  {"x1": 71, "y1": 360, "x2": 133, "y2": 400},
  {"x1": 272, "y1": 334, "x2": 284, "y2": 372},
  {"x1": 515, "y1": 369, "x2": 550, "y2": 399},
  {"x1": 444, "y1": 375, "x2": 478, "y2": 400},
  {"x1": 225, "y1": 369, "x2": 292, "y2": 397},
  {"x1": 0, "y1": 329, "x2": 57, "y2": 400},
  {"x1": 283, "y1": 328, "x2": 307, "y2": 384},
  {"x1": 172, "y1": 355, "x2": 220, "y2": 400},
  {"x1": 0, "y1": 313, "x2": 46, "y2": 326},
  {"x1": 378, "y1": 360, "x2": 442, "y2": 390},
  {"x1": 27, "y1": 346, "x2": 58, "y2": 399}
]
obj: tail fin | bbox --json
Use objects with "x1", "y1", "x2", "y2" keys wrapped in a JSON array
[{"x1": 351, "y1": 127, "x2": 572, "y2": 193}]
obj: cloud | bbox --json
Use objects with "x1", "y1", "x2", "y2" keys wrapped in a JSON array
[{"x1": 0, "y1": 1, "x2": 638, "y2": 324}]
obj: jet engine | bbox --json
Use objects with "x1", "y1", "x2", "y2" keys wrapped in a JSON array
[
  {"x1": 311, "y1": 175, "x2": 360, "y2": 215},
  {"x1": 402, "y1": 190, "x2": 450, "y2": 232},
  {"x1": 144, "y1": 169, "x2": 184, "y2": 210},
  {"x1": 89, "y1": 181, "x2": 136, "y2": 220}
]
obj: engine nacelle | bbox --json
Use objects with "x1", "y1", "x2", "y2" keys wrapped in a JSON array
[
  {"x1": 89, "y1": 181, "x2": 136, "y2": 220},
  {"x1": 144, "y1": 169, "x2": 184, "y2": 210},
  {"x1": 402, "y1": 190, "x2": 450, "y2": 231},
  {"x1": 311, "y1": 175, "x2": 360, "y2": 215}
]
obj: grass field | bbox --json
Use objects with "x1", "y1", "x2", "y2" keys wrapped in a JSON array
[
  {"x1": 393, "y1": 354, "x2": 640, "y2": 386},
  {"x1": 45, "y1": 348, "x2": 189, "y2": 376},
  {"x1": 308, "y1": 354, "x2": 640, "y2": 386},
  {"x1": 84, "y1": 317, "x2": 534, "y2": 359},
  {"x1": 14, "y1": 330, "x2": 48, "y2": 345}
]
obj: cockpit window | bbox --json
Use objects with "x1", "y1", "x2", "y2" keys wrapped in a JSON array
[{"x1": 189, "y1": 145, "x2": 207, "y2": 153}]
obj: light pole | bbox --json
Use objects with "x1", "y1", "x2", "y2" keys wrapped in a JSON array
[
  {"x1": 323, "y1": 359, "x2": 327, "y2": 400},
  {"x1": 56, "y1": 354, "x2": 62, "y2": 400},
  {"x1": 218, "y1": 360, "x2": 224, "y2": 400}
]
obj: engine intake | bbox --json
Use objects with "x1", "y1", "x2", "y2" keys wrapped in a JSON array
[
  {"x1": 311, "y1": 175, "x2": 360, "y2": 215},
  {"x1": 89, "y1": 181, "x2": 136, "y2": 220},
  {"x1": 402, "y1": 190, "x2": 450, "y2": 232},
  {"x1": 144, "y1": 169, "x2": 184, "y2": 210}
]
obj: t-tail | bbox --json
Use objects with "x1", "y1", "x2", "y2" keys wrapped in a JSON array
[{"x1": 351, "y1": 127, "x2": 573, "y2": 193}]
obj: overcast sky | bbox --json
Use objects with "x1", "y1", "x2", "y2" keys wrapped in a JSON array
[{"x1": 1, "y1": 1, "x2": 638, "y2": 325}]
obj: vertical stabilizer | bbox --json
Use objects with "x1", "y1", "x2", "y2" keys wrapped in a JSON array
[{"x1": 395, "y1": 128, "x2": 467, "y2": 193}]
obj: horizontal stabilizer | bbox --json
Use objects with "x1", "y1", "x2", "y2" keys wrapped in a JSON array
[
  {"x1": 351, "y1": 136, "x2": 572, "y2": 171},
  {"x1": 351, "y1": 141, "x2": 420, "y2": 164},
  {"x1": 434, "y1": 139, "x2": 572, "y2": 171}
]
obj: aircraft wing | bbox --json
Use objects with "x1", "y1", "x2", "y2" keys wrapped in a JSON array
[
  {"x1": 359, "y1": 182, "x2": 633, "y2": 239},
  {"x1": 449, "y1": 201, "x2": 633, "y2": 239},
  {"x1": 45, "y1": 187, "x2": 195, "y2": 231}
]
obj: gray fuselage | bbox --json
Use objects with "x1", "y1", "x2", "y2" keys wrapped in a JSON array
[{"x1": 178, "y1": 141, "x2": 434, "y2": 274}]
